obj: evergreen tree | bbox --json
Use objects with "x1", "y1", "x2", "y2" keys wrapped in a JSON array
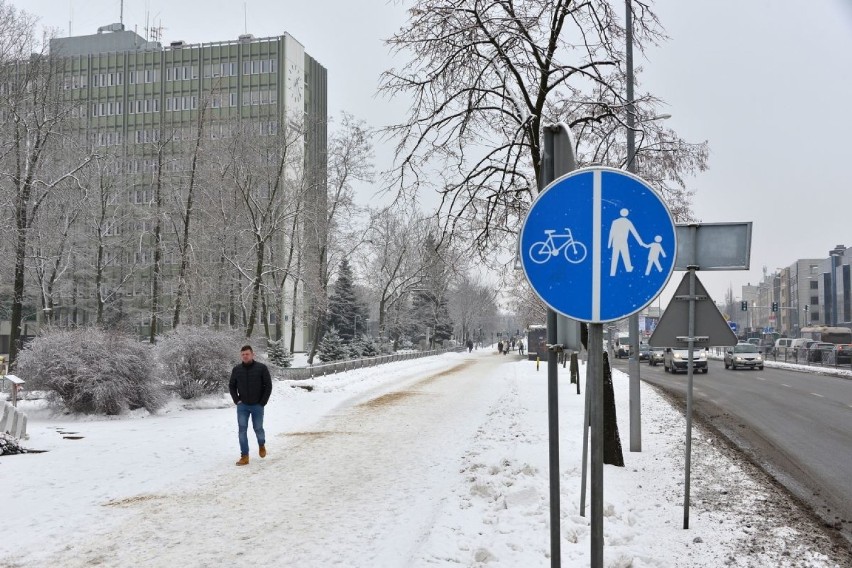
[
  {"x1": 327, "y1": 259, "x2": 369, "y2": 342},
  {"x1": 267, "y1": 338, "x2": 293, "y2": 368},
  {"x1": 360, "y1": 335, "x2": 379, "y2": 357},
  {"x1": 318, "y1": 326, "x2": 348, "y2": 362}
]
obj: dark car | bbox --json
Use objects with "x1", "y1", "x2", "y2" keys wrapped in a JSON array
[
  {"x1": 836, "y1": 344, "x2": 852, "y2": 364},
  {"x1": 637, "y1": 344, "x2": 650, "y2": 361},
  {"x1": 807, "y1": 342, "x2": 836, "y2": 363}
]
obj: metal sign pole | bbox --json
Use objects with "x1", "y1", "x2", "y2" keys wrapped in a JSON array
[
  {"x1": 546, "y1": 308, "x2": 561, "y2": 566},
  {"x1": 580, "y1": 358, "x2": 591, "y2": 517},
  {"x1": 683, "y1": 267, "x2": 697, "y2": 529},
  {"x1": 588, "y1": 323, "x2": 604, "y2": 567}
]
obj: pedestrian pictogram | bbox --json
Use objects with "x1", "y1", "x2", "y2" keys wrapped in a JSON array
[{"x1": 520, "y1": 167, "x2": 676, "y2": 323}]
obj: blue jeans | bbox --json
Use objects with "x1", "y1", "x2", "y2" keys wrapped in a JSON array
[{"x1": 236, "y1": 403, "x2": 266, "y2": 456}]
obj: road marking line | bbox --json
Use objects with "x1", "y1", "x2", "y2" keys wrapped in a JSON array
[
  {"x1": 755, "y1": 377, "x2": 766, "y2": 381},
  {"x1": 781, "y1": 384, "x2": 791, "y2": 388},
  {"x1": 810, "y1": 393, "x2": 824, "y2": 398}
]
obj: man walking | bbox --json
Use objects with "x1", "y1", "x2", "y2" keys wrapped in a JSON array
[{"x1": 229, "y1": 345, "x2": 273, "y2": 466}]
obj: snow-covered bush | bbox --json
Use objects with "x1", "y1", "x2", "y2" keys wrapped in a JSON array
[
  {"x1": 155, "y1": 326, "x2": 240, "y2": 399},
  {"x1": 266, "y1": 338, "x2": 293, "y2": 368},
  {"x1": 318, "y1": 327, "x2": 347, "y2": 362},
  {"x1": 16, "y1": 328, "x2": 164, "y2": 415}
]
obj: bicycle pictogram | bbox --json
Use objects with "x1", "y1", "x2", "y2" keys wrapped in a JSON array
[{"x1": 528, "y1": 228, "x2": 588, "y2": 264}]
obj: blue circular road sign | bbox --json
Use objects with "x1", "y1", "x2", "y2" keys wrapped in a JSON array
[{"x1": 520, "y1": 167, "x2": 677, "y2": 323}]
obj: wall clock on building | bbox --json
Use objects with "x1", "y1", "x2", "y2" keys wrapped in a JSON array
[{"x1": 288, "y1": 62, "x2": 303, "y2": 104}]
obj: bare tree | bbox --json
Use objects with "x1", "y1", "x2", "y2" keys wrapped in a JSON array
[
  {"x1": 0, "y1": 4, "x2": 93, "y2": 363},
  {"x1": 219, "y1": 119, "x2": 304, "y2": 339},
  {"x1": 381, "y1": 0, "x2": 707, "y2": 258},
  {"x1": 304, "y1": 113, "x2": 375, "y2": 363},
  {"x1": 359, "y1": 205, "x2": 429, "y2": 341}
]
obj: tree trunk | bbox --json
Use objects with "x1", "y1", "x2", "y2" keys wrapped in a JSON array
[
  {"x1": 602, "y1": 351, "x2": 624, "y2": 467},
  {"x1": 244, "y1": 240, "x2": 265, "y2": 338},
  {"x1": 149, "y1": 146, "x2": 165, "y2": 344},
  {"x1": 172, "y1": 103, "x2": 207, "y2": 329}
]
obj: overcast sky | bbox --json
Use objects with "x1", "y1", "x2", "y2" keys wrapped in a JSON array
[{"x1": 14, "y1": 0, "x2": 852, "y2": 306}]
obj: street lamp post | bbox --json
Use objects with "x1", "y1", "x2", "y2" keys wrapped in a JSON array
[
  {"x1": 625, "y1": 2, "x2": 671, "y2": 456},
  {"x1": 353, "y1": 315, "x2": 359, "y2": 339},
  {"x1": 829, "y1": 246, "x2": 845, "y2": 326}
]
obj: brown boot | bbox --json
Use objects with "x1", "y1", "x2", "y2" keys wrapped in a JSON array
[
  {"x1": 259, "y1": 445, "x2": 267, "y2": 458},
  {"x1": 235, "y1": 454, "x2": 249, "y2": 466}
]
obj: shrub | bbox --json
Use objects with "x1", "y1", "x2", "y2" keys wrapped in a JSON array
[
  {"x1": 155, "y1": 326, "x2": 240, "y2": 399},
  {"x1": 16, "y1": 328, "x2": 165, "y2": 415},
  {"x1": 266, "y1": 338, "x2": 293, "y2": 368}
]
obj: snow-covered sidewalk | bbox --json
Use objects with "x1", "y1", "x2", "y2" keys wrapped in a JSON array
[{"x1": 1, "y1": 350, "x2": 847, "y2": 567}]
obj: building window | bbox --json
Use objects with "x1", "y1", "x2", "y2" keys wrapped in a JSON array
[
  {"x1": 230, "y1": 92, "x2": 237, "y2": 107},
  {"x1": 810, "y1": 280, "x2": 819, "y2": 289},
  {"x1": 811, "y1": 296, "x2": 819, "y2": 305},
  {"x1": 116, "y1": 72, "x2": 123, "y2": 85},
  {"x1": 811, "y1": 312, "x2": 820, "y2": 321}
]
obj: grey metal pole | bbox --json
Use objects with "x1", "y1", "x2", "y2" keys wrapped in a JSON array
[
  {"x1": 580, "y1": 359, "x2": 591, "y2": 517},
  {"x1": 588, "y1": 323, "x2": 604, "y2": 567},
  {"x1": 541, "y1": 125, "x2": 561, "y2": 568},
  {"x1": 546, "y1": 308, "x2": 561, "y2": 566},
  {"x1": 683, "y1": 268, "x2": 697, "y2": 529},
  {"x1": 625, "y1": 0, "x2": 642, "y2": 453}
]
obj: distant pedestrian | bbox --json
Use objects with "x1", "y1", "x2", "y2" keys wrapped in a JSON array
[
  {"x1": 511, "y1": 338, "x2": 516, "y2": 351},
  {"x1": 229, "y1": 345, "x2": 273, "y2": 466},
  {"x1": 498, "y1": 341, "x2": 504, "y2": 354},
  {"x1": 518, "y1": 340, "x2": 525, "y2": 356},
  {"x1": 466, "y1": 339, "x2": 473, "y2": 353}
]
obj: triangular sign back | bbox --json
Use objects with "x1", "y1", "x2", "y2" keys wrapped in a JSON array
[{"x1": 649, "y1": 272, "x2": 739, "y2": 347}]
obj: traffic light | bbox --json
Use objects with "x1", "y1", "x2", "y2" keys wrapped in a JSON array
[
  {"x1": 804, "y1": 305, "x2": 809, "y2": 312},
  {"x1": 741, "y1": 301, "x2": 748, "y2": 311},
  {"x1": 771, "y1": 302, "x2": 778, "y2": 312}
]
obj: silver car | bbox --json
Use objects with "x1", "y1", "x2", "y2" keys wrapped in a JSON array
[
  {"x1": 724, "y1": 343, "x2": 764, "y2": 370},
  {"x1": 649, "y1": 346, "x2": 665, "y2": 366}
]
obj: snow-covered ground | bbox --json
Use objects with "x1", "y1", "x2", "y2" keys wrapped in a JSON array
[{"x1": 1, "y1": 348, "x2": 848, "y2": 567}]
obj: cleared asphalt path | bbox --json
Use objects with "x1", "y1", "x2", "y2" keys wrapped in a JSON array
[{"x1": 612, "y1": 357, "x2": 852, "y2": 545}]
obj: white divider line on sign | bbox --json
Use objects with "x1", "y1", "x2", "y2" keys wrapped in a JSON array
[{"x1": 591, "y1": 169, "x2": 602, "y2": 321}]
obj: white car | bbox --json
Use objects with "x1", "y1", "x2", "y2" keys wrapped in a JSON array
[{"x1": 663, "y1": 348, "x2": 708, "y2": 373}]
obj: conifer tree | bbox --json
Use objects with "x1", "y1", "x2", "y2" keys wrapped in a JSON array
[
  {"x1": 327, "y1": 259, "x2": 369, "y2": 342},
  {"x1": 318, "y1": 326, "x2": 348, "y2": 362}
]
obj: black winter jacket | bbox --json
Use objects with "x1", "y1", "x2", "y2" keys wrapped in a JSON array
[{"x1": 229, "y1": 361, "x2": 272, "y2": 406}]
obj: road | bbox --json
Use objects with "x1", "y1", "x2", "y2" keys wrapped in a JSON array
[{"x1": 612, "y1": 356, "x2": 852, "y2": 545}]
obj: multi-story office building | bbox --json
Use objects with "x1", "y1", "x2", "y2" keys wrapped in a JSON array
[{"x1": 6, "y1": 23, "x2": 328, "y2": 351}]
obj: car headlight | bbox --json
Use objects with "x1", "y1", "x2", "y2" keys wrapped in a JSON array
[
  {"x1": 672, "y1": 353, "x2": 682, "y2": 360},
  {"x1": 734, "y1": 356, "x2": 743, "y2": 361}
]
